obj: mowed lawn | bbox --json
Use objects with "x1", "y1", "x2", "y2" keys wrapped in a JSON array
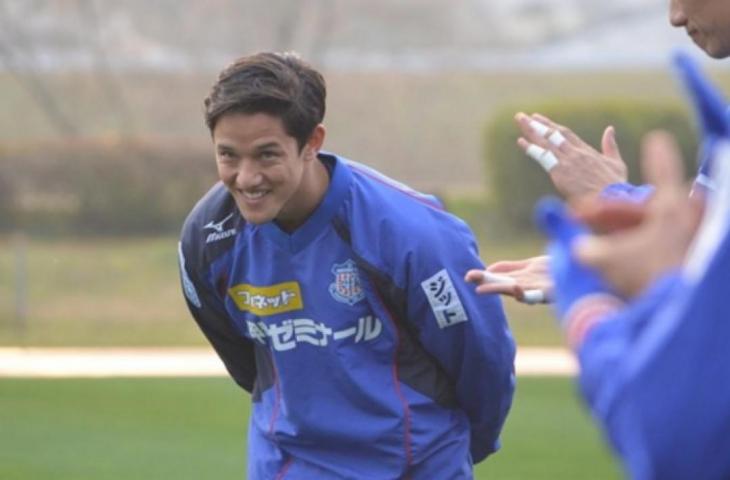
[
  {"x1": 0, "y1": 377, "x2": 621, "y2": 480},
  {"x1": 0, "y1": 235, "x2": 563, "y2": 347}
]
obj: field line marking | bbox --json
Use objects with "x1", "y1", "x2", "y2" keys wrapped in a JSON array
[{"x1": 0, "y1": 347, "x2": 576, "y2": 378}]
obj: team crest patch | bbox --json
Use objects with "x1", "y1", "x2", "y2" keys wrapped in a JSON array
[{"x1": 329, "y1": 259, "x2": 365, "y2": 305}]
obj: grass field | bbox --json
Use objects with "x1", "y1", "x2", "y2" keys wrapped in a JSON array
[
  {"x1": 0, "y1": 235, "x2": 563, "y2": 347},
  {"x1": 0, "y1": 377, "x2": 621, "y2": 479}
]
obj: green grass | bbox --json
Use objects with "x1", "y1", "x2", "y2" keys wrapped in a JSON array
[
  {"x1": 0, "y1": 234, "x2": 563, "y2": 347},
  {"x1": 0, "y1": 236, "x2": 203, "y2": 346},
  {"x1": 0, "y1": 378, "x2": 247, "y2": 479},
  {"x1": 479, "y1": 378, "x2": 621, "y2": 479},
  {"x1": 0, "y1": 377, "x2": 621, "y2": 479}
]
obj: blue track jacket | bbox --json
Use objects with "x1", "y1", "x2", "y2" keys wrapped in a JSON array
[
  {"x1": 178, "y1": 153, "x2": 515, "y2": 479},
  {"x1": 570, "y1": 225, "x2": 730, "y2": 479},
  {"x1": 555, "y1": 53, "x2": 730, "y2": 479}
]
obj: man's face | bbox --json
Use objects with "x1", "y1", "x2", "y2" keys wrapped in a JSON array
[
  {"x1": 670, "y1": 0, "x2": 730, "y2": 58},
  {"x1": 212, "y1": 112, "x2": 321, "y2": 229}
]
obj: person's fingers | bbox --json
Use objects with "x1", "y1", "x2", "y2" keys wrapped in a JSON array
[
  {"x1": 515, "y1": 113, "x2": 568, "y2": 151},
  {"x1": 520, "y1": 141, "x2": 559, "y2": 172},
  {"x1": 480, "y1": 271, "x2": 518, "y2": 285},
  {"x1": 474, "y1": 283, "x2": 545, "y2": 305},
  {"x1": 573, "y1": 199, "x2": 647, "y2": 233},
  {"x1": 466, "y1": 269, "x2": 520, "y2": 287},
  {"x1": 486, "y1": 259, "x2": 531, "y2": 273},
  {"x1": 530, "y1": 113, "x2": 581, "y2": 144},
  {"x1": 522, "y1": 289, "x2": 547, "y2": 304},
  {"x1": 515, "y1": 113, "x2": 550, "y2": 147},
  {"x1": 641, "y1": 130, "x2": 685, "y2": 189},
  {"x1": 465, "y1": 269, "x2": 488, "y2": 284},
  {"x1": 600, "y1": 126, "x2": 622, "y2": 161},
  {"x1": 547, "y1": 130, "x2": 567, "y2": 148},
  {"x1": 572, "y1": 235, "x2": 614, "y2": 271},
  {"x1": 516, "y1": 137, "x2": 531, "y2": 151},
  {"x1": 474, "y1": 282, "x2": 520, "y2": 297}
]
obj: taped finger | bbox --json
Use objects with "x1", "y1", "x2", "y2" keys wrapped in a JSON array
[
  {"x1": 548, "y1": 130, "x2": 566, "y2": 147},
  {"x1": 522, "y1": 289, "x2": 546, "y2": 305},
  {"x1": 481, "y1": 271, "x2": 517, "y2": 286},
  {"x1": 526, "y1": 144, "x2": 559, "y2": 172},
  {"x1": 529, "y1": 119, "x2": 550, "y2": 137}
]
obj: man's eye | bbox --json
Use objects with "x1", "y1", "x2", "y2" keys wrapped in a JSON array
[{"x1": 260, "y1": 151, "x2": 278, "y2": 160}]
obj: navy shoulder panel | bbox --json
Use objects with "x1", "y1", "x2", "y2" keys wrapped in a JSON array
[{"x1": 180, "y1": 182, "x2": 243, "y2": 274}]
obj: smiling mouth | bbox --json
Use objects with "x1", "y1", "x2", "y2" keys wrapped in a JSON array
[{"x1": 243, "y1": 191, "x2": 268, "y2": 200}]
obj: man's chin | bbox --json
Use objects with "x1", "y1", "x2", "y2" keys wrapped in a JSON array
[
  {"x1": 237, "y1": 209, "x2": 274, "y2": 225},
  {"x1": 708, "y1": 48, "x2": 730, "y2": 59},
  {"x1": 701, "y1": 41, "x2": 730, "y2": 59}
]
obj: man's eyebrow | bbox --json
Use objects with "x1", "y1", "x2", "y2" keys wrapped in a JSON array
[
  {"x1": 254, "y1": 142, "x2": 282, "y2": 151},
  {"x1": 216, "y1": 143, "x2": 236, "y2": 152}
]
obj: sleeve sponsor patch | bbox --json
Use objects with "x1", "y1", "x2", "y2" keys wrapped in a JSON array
[{"x1": 421, "y1": 269, "x2": 468, "y2": 329}]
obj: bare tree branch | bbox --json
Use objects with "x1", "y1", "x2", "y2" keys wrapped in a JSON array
[
  {"x1": 0, "y1": 1, "x2": 79, "y2": 136},
  {"x1": 77, "y1": 0, "x2": 136, "y2": 135}
]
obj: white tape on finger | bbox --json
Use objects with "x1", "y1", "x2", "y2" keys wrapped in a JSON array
[
  {"x1": 525, "y1": 144, "x2": 559, "y2": 172},
  {"x1": 481, "y1": 271, "x2": 517, "y2": 286},
  {"x1": 539, "y1": 151, "x2": 559, "y2": 171},
  {"x1": 529, "y1": 119, "x2": 550, "y2": 137},
  {"x1": 522, "y1": 289, "x2": 545, "y2": 305},
  {"x1": 526, "y1": 144, "x2": 546, "y2": 160},
  {"x1": 548, "y1": 130, "x2": 566, "y2": 147}
]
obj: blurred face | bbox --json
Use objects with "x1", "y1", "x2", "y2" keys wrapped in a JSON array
[
  {"x1": 213, "y1": 112, "x2": 326, "y2": 230},
  {"x1": 670, "y1": 0, "x2": 730, "y2": 58}
]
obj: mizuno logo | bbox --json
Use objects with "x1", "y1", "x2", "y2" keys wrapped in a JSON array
[
  {"x1": 204, "y1": 213, "x2": 234, "y2": 233},
  {"x1": 204, "y1": 213, "x2": 237, "y2": 244}
]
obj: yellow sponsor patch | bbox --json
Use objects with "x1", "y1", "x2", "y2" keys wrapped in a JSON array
[{"x1": 228, "y1": 282, "x2": 303, "y2": 316}]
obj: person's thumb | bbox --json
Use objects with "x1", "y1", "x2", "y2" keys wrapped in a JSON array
[
  {"x1": 601, "y1": 126, "x2": 622, "y2": 160},
  {"x1": 573, "y1": 236, "x2": 610, "y2": 271}
]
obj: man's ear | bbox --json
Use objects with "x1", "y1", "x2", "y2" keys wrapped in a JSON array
[{"x1": 305, "y1": 124, "x2": 326, "y2": 160}]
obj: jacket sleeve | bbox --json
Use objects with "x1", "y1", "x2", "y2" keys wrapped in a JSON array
[
  {"x1": 577, "y1": 239, "x2": 730, "y2": 479},
  {"x1": 547, "y1": 248, "x2": 729, "y2": 479},
  {"x1": 600, "y1": 182, "x2": 655, "y2": 202},
  {"x1": 403, "y1": 216, "x2": 516, "y2": 463},
  {"x1": 178, "y1": 240, "x2": 257, "y2": 393}
]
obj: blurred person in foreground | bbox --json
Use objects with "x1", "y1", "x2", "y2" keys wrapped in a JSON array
[
  {"x1": 466, "y1": 0, "x2": 730, "y2": 303},
  {"x1": 532, "y1": 52, "x2": 730, "y2": 478},
  {"x1": 177, "y1": 52, "x2": 514, "y2": 479}
]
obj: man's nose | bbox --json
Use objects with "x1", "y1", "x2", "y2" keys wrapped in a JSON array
[
  {"x1": 233, "y1": 160, "x2": 263, "y2": 189},
  {"x1": 669, "y1": 0, "x2": 687, "y2": 28}
]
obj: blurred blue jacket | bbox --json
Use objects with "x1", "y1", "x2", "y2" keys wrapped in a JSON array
[{"x1": 543, "y1": 52, "x2": 730, "y2": 479}]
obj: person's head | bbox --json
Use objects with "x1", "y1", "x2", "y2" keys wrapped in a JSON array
[
  {"x1": 204, "y1": 52, "x2": 328, "y2": 230},
  {"x1": 670, "y1": 0, "x2": 730, "y2": 59}
]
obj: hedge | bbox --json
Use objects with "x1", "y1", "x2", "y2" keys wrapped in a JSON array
[{"x1": 1, "y1": 137, "x2": 218, "y2": 235}]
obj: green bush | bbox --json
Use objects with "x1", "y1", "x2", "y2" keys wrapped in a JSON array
[
  {"x1": 3, "y1": 137, "x2": 218, "y2": 235},
  {"x1": 484, "y1": 99, "x2": 699, "y2": 231},
  {"x1": 0, "y1": 171, "x2": 16, "y2": 232}
]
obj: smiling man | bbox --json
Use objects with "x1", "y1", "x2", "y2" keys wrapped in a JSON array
[
  {"x1": 670, "y1": 0, "x2": 730, "y2": 59},
  {"x1": 177, "y1": 52, "x2": 515, "y2": 479}
]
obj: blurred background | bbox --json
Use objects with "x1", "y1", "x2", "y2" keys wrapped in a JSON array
[{"x1": 1, "y1": 1, "x2": 727, "y2": 478}]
